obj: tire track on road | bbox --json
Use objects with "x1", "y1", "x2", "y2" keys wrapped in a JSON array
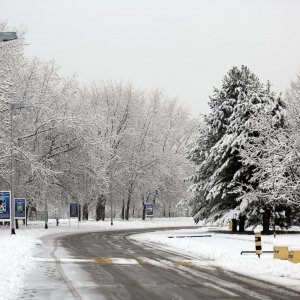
[{"x1": 50, "y1": 239, "x2": 83, "y2": 300}]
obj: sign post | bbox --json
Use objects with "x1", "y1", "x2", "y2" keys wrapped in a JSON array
[
  {"x1": 146, "y1": 203, "x2": 154, "y2": 218},
  {"x1": 15, "y1": 198, "x2": 26, "y2": 222},
  {"x1": 69, "y1": 203, "x2": 79, "y2": 228},
  {"x1": 0, "y1": 191, "x2": 11, "y2": 227}
]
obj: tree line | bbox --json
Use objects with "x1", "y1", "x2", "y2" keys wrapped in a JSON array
[{"x1": 0, "y1": 25, "x2": 196, "y2": 221}]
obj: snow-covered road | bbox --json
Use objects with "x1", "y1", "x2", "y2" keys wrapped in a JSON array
[
  {"x1": 2, "y1": 218, "x2": 300, "y2": 299},
  {"x1": 0, "y1": 217, "x2": 194, "y2": 300},
  {"x1": 21, "y1": 227, "x2": 300, "y2": 299}
]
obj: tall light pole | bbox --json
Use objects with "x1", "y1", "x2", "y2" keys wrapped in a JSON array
[
  {"x1": 0, "y1": 31, "x2": 19, "y2": 234},
  {"x1": 10, "y1": 103, "x2": 25, "y2": 234}
]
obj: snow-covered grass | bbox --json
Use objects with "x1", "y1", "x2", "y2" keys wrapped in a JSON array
[
  {"x1": 0, "y1": 217, "x2": 194, "y2": 300},
  {"x1": 1, "y1": 230, "x2": 37, "y2": 300},
  {"x1": 131, "y1": 227, "x2": 300, "y2": 291}
]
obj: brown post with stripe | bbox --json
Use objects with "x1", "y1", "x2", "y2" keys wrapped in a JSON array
[{"x1": 255, "y1": 232, "x2": 262, "y2": 258}]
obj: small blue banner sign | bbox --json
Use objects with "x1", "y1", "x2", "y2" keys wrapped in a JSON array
[
  {"x1": 0, "y1": 191, "x2": 11, "y2": 220},
  {"x1": 70, "y1": 203, "x2": 79, "y2": 218},
  {"x1": 146, "y1": 203, "x2": 154, "y2": 217},
  {"x1": 15, "y1": 198, "x2": 26, "y2": 219}
]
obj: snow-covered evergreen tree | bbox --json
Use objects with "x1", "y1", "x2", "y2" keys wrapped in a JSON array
[{"x1": 189, "y1": 66, "x2": 286, "y2": 227}]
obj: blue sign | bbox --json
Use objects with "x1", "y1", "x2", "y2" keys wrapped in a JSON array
[
  {"x1": 146, "y1": 203, "x2": 154, "y2": 217},
  {"x1": 70, "y1": 203, "x2": 79, "y2": 218},
  {"x1": 15, "y1": 198, "x2": 26, "y2": 219},
  {"x1": 0, "y1": 191, "x2": 11, "y2": 220}
]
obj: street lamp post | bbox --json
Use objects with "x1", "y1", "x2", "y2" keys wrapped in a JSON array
[
  {"x1": 0, "y1": 31, "x2": 20, "y2": 235},
  {"x1": 0, "y1": 32, "x2": 17, "y2": 42},
  {"x1": 10, "y1": 103, "x2": 25, "y2": 234}
]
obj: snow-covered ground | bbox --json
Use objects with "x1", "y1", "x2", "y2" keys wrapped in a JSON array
[
  {"x1": 131, "y1": 226, "x2": 300, "y2": 292},
  {"x1": 0, "y1": 217, "x2": 194, "y2": 300}
]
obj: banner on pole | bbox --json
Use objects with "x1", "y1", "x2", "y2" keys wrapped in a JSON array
[
  {"x1": 146, "y1": 203, "x2": 154, "y2": 217},
  {"x1": 0, "y1": 191, "x2": 11, "y2": 220},
  {"x1": 15, "y1": 198, "x2": 26, "y2": 220},
  {"x1": 70, "y1": 203, "x2": 79, "y2": 219}
]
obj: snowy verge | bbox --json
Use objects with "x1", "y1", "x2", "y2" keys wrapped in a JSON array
[
  {"x1": 0, "y1": 217, "x2": 195, "y2": 300},
  {"x1": 0, "y1": 231, "x2": 38, "y2": 300},
  {"x1": 130, "y1": 227, "x2": 300, "y2": 292}
]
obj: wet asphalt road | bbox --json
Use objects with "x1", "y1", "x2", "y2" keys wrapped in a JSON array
[{"x1": 21, "y1": 227, "x2": 300, "y2": 300}]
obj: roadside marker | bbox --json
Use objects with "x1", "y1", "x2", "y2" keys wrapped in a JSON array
[{"x1": 255, "y1": 231, "x2": 262, "y2": 258}]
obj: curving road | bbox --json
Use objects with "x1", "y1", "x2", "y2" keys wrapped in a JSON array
[{"x1": 21, "y1": 227, "x2": 300, "y2": 300}]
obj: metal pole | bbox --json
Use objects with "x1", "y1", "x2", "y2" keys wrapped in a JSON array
[
  {"x1": 110, "y1": 170, "x2": 113, "y2": 226},
  {"x1": 122, "y1": 199, "x2": 125, "y2": 220},
  {"x1": 44, "y1": 201, "x2": 48, "y2": 229},
  {"x1": 10, "y1": 106, "x2": 15, "y2": 234}
]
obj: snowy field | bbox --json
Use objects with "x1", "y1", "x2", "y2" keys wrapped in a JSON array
[
  {"x1": 131, "y1": 226, "x2": 300, "y2": 292},
  {"x1": 0, "y1": 217, "x2": 194, "y2": 300}
]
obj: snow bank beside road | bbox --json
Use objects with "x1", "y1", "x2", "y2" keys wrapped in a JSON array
[{"x1": 131, "y1": 227, "x2": 300, "y2": 291}]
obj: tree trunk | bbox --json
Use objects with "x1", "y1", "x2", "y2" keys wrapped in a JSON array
[
  {"x1": 239, "y1": 215, "x2": 246, "y2": 232},
  {"x1": 142, "y1": 201, "x2": 146, "y2": 220},
  {"x1": 125, "y1": 182, "x2": 135, "y2": 221},
  {"x1": 273, "y1": 206, "x2": 276, "y2": 238},
  {"x1": 100, "y1": 201, "x2": 105, "y2": 221},
  {"x1": 232, "y1": 219, "x2": 237, "y2": 232},
  {"x1": 26, "y1": 205, "x2": 29, "y2": 226},
  {"x1": 83, "y1": 203, "x2": 89, "y2": 220},
  {"x1": 125, "y1": 200, "x2": 130, "y2": 220},
  {"x1": 263, "y1": 209, "x2": 271, "y2": 233},
  {"x1": 132, "y1": 204, "x2": 135, "y2": 218},
  {"x1": 121, "y1": 199, "x2": 125, "y2": 220},
  {"x1": 96, "y1": 195, "x2": 106, "y2": 221},
  {"x1": 78, "y1": 205, "x2": 82, "y2": 222}
]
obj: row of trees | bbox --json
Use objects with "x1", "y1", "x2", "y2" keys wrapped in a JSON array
[
  {"x1": 189, "y1": 65, "x2": 300, "y2": 232},
  {"x1": 0, "y1": 25, "x2": 195, "y2": 221}
]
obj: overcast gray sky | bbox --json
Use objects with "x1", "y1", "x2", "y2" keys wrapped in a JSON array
[{"x1": 2, "y1": 0, "x2": 300, "y2": 116}]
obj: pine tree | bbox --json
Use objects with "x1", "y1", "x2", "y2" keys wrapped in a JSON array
[
  {"x1": 189, "y1": 66, "x2": 285, "y2": 226},
  {"x1": 238, "y1": 88, "x2": 300, "y2": 232}
]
